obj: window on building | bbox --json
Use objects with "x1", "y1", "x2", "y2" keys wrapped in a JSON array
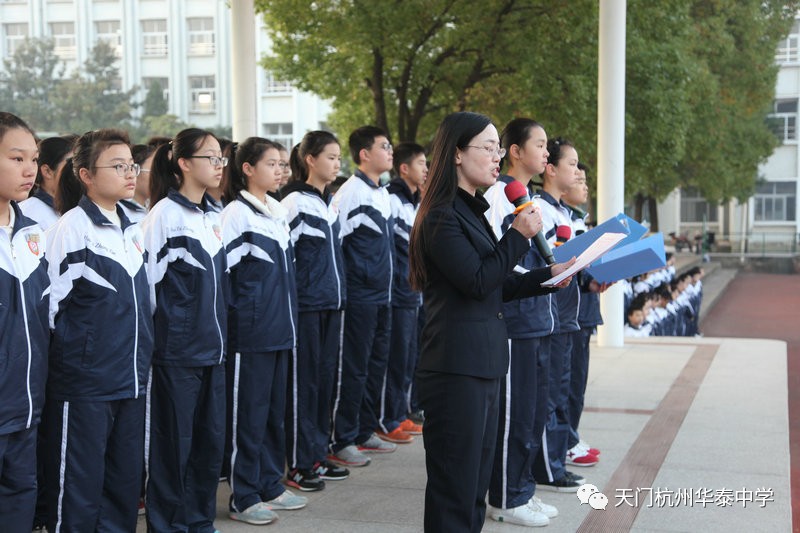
[
  {"x1": 141, "y1": 19, "x2": 168, "y2": 56},
  {"x1": 680, "y1": 187, "x2": 719, "y2": 223},
  {"x1": 3, "y1": 23, "x2": 28, "y2": 56},
  {"x1": 187, "y1": 18, "x2": 214, "y2": 56},
  {"x1": 263, "y1": 70, "x2": 292, "y2": 94},
  {"x1": 754, "y1": 181, "x2": 796, "y2": 222},
  {"x1": 189, "y1": 76, "x2": 216, "y2": 113},
  {"x1": 142, "y1": 76, "x2": 169, "y2": 108},
  {"x1": 95, "y1": 20, "x2": 121, "y2": 56},
  {"x1": 49, "y1": 21, "x2": 76, "y2": 59},
  {"x1": 767, "y1": 99, "x2": 798, "y2": 143},
  {"x1": 776, "y1": 20, "x2": 800, "y2": 63},
  {"x1": 263, "y1": 123, "x2": 293, "y2": 149}
]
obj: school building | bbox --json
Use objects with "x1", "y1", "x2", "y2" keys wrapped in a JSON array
[
  {"x1": 657, "y1": 14, "x2": 800, "y2": 255},
  {"x1": 0, "y1": 0, "x2": 331, "y2": 149}
]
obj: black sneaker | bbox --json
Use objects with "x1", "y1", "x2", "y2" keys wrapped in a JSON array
[
  {"x1": 286, "y1": 468, "x2": 326, "y2": 492},
  {"x1": 565, "y1": 470, "x2": 586, "y2": 484},
  {"x1": 408, "y1": 409, "x2": 425, "y2": 425},
  {"x1": 537, "y1": 475, "x2": 581, "y2": 493},
  {"x1": 313, "y1": 459, "x2": 350, "y2": 480}
]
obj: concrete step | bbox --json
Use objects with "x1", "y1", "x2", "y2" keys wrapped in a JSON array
[{"x1": 699, "y1": 264, "x2": 737, "y2": 324}]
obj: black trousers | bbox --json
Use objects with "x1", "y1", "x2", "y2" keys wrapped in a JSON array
[
  {"x1": 0, "y1": 426, "x2": 37, "y2": 532},
  {"x1": 417, "y1": 370, "x2": 501, "y2": 533}
]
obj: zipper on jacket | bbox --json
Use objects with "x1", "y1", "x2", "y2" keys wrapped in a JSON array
[
  {"x1": 205, "y1": 213, "x2": 225, "y2": 364},
  {"x1": 322, "y1": 196, "x2": 343, "y2": 309},
  {"x1": 8, "y1": 232, "x2": 35, "y2": 428},
  {"x1": 121, "y1": 228, "x2": 140, "y2": 398}
]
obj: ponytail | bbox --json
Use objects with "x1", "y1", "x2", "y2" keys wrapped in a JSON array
[
  {"x1": 149, "y1": 142, "x2": 179, "y2": 205},
  {"x1": 224, "y1": 136, "x2": 280, "y2": 200},
  {"x1": 289, "y1": 144, "x2": 307, "y2": 182},
  {"x1": 54, "y1": 157, "x2": 84, "y2": 214}
]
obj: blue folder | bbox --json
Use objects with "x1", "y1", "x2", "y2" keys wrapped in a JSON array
[
  {"x1": 586, "y1": 233, "x2": 667, "y2": 283},
  {"x1": 552, "y1": 213, "x2": 631, "y2": 263}
]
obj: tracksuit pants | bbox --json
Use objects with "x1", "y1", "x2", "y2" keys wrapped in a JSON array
[
  {"x1": 332, "y1": 303, "x2": 391, "y2": 451},
  {"x1": 489, "y1": 336, "x2": 550, "y2": 509},
  {"x1": 146, "y1": 364, "x2": 225, "y2": 533},
  {"x1": 0, "y1": 426, "x2": 37, "y2": 532},
  {"x1": 228, "y1": 351, "x2": 288, "y2": 511},
  {"x1": 535, "y1": 332, "x2": 573, "y2": 483},
  {"x1": 417, "y1": 370, "x2": 501, "y2": 533},
  {"x1": 45, "y1": 397, "x2": 145, "y2": 533},
  {"x1": 286, "y1": 310, "x2": 343, "y2": 470},
  {"x1": 380, "y1": 306, "x2": 419, "y2": 432},
  {"x1": 568, "y1": 327, "x2": 593, "y2": 449}
]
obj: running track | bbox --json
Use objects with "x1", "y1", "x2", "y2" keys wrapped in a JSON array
[{"x1": 701, "y1": 272, "x2": 800, "y2": 532}]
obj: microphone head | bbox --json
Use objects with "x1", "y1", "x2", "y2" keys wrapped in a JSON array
[
  {"x1": 556, "y1": 225, "x2": 572, "y2": 243},
  {"x1": 504, "y1": 180, "x2": 529, "y2": 207}
]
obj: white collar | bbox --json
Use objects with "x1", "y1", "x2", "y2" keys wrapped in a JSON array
[{"x1": 240, "y1": 190, "x2": 288, "y2": 220}]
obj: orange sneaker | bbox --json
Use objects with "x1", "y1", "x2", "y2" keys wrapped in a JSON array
[
  {"x1": 376, "y1": 427, "x2": 414, "y2": 443},
  {"x1": 399, "y1": 418, "x2": 423, "y2": 435}
]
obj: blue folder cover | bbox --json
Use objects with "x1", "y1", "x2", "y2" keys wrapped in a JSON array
[
  {"x1": 586, "y1": 233, "x2": 667, "y2": 283},
  {"x1": 552, "y1": 213, "x2": 631, "y2": 263}
]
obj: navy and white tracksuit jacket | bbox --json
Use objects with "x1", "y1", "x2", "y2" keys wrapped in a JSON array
[
  {"x1": 380, "y1": 178, "x2": 421, "y2": 433},
  {"x1": 330, "y1": 170, "x2": 394, "y2": 449},
  {"x1": 281, "y1": 181, "x2": 347, "y2": 468},
  {"x1": 142, "y1": 189, "x2": 227, "y2": 366},
  {"x1": 47, "y1": 196, "x2": 153, "y2": 401},
  {"x1": 0, "y1": 201, "x2": 49, "y2": 434},
  {"x1": 222, "y1": 191, "x2": 297, "y2": 509},
  {"x1": 20, "y1": 189, "x2": 59, "y2": 231},
  {"x1": 119, "y1": 199, "x2": 148, "y2": 224},
  {"x1": 484, "y1": 176, "x2": 556, "y2": 508}
]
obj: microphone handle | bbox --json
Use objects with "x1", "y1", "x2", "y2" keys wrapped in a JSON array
[{"x1": 532, "y1": 231, "x2": 556, "y2": 265}]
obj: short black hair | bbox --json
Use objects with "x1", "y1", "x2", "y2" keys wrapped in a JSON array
[
  {"x1": 392, "y1": 142, "x2": 425, "y2": 176},
  {"x1": 349, "y1": 125, "x2": 388, "y2": 164}
]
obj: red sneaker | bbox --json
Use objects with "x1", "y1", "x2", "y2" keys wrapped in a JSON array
[
  {"x1": 375, "y1": 427, "x2": 414, "y2": 444},
  {"x1": 565, "y1": 445, "x2": 599, "y2": 467},
  {"x1": 399, "y1": 418, "x2": 423, "y2": 435}
]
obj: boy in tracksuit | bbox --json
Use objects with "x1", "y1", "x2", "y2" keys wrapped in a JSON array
[
  {"x1": 377, "y1": 142, "x2": 427, "y2": 444},
  {"x1": 329, "y1": 126, "x2": 396, "y2": 466},
  {"x1": 0, "y1": 113, "x2": 49, "y2": 531}
]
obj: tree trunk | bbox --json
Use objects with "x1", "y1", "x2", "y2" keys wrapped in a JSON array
[
  {"x1": 647, "y1": 195, "x2": 659, "y2": 232},
  {"x1": 369, "y1": 48, "x2": 389, "y2": 135},
  {"x1": 634, "y1": 193, "x2": 645, "y2": 222}
]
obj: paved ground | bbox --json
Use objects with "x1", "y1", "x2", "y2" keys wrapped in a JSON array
[
  {"x1": 701, "y1": 272, "x2": 800, "y2": 533},
  {"x1": 133, "y1": 269, "x2": 795, "y2": 532}
]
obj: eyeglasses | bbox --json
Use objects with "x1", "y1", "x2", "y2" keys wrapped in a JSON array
[
  {"x1": 465, "y1": 145, "x2": 507, "y2": 158},
  {"x1": 95, "y1": 163, "x2": 141, "y2": 177},
  {"x1": 378, "y1": 142, "x2": 393, "y2": 153},
  {"x1": 188, "y1": 155, "x2": 229, "y2": 167}
]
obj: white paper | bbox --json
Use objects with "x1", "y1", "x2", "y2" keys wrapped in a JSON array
[{"x1": 540, "y1": 232, "x2": 627, "y2": 287}]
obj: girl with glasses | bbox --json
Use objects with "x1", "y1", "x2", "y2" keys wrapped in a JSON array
[
  {"x1": 220, "y1": 137, "x2": 306, "y2": 525},
  {"x1": 45, "y1": 128, "x2": 153, "y2": 532},
  {"x1": 141, "y1": 128, "x2": 227, "y2": 533}
]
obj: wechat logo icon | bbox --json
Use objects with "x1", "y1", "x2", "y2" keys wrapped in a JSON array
[{"x1": 577, "y1": 484, "x2": 608, "y2": 510}]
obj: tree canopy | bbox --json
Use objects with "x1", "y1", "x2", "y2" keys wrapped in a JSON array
[{"x1": 257, "y1": 0, "x2": 799, "y2": 210}]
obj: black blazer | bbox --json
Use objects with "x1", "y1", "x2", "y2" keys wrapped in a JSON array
[{"x1": 416, "y1": 190, "x2": 554, "y2": 379}]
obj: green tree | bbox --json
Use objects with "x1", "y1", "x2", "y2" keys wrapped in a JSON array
[
  {"x1": 51, "y1": 40, "x2": 138, "y2": 133},
  {"x1": 0, "y1": 38, "x2": 65, "y2": 132},
  {"x1": 143, "y1": 80, "x2": 168, "y2": 118}
]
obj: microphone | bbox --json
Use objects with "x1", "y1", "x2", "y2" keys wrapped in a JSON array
[
  {"x1": 555, "y1": 225, "x2": 571, "y2": 246},
  {"x1": 503, "y1": 181, "x2": 555, "y2": 265}
]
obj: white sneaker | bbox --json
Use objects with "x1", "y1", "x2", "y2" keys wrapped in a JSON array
[
  {"x1": 529, "y1": 495, "x2": 558, "y2": 518},
  {"x1": 488, "y1": 503, "x2": 549, "y2": 527}
]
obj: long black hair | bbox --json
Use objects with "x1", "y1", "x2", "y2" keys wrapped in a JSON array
[
  {"x1": 223, "y1": 137, "x2": 281, "y2": 200},
  {"x1": 34, "y1": 134, "x2": 77, "y2": 195},
  {"x1": 408, "y1": 112, "x2": 492, "y2": 291}
]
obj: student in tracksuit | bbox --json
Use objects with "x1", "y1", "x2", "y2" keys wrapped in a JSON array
[
  {"x1": 329, "y1": 126, "x2": 396, "y2": 467},
  {"x1": 281, "y1": 131, "x2": 349, "y2": 491},
  {"x1": 119, "y1": 143, "x2": 156, "y2": 224},
  {"x1": 142, "y1": 128, "x2": 227, "y2": 533},
  {"x1": 377, "y1": 142, "x2": 428, "y2": 444},
  {"x1": 44, "y1": 129, "x2": 153, "y2": 532},
  {"x1": 534, "y1": 137, "x2": 588, "y2": 492},
  {"x1": 19, "y1": 134, "x2": 76, "y2": 232},
  {"x1": 483, "y1": 118, "x2": 561, "y2": 527},
  {"x1": 0, "y1": 113, "x2": 49, "y2": 532},
  {"x1": 220, "y1": 137, "x2": 307, "y2": 525},
  {"x1": 563, "y1": 164, "x2": 604, "y2": 465}
]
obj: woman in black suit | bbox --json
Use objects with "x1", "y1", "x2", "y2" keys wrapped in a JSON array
[{"x1": 408, "y1": 112, "x2": 574, "y2": 533}]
